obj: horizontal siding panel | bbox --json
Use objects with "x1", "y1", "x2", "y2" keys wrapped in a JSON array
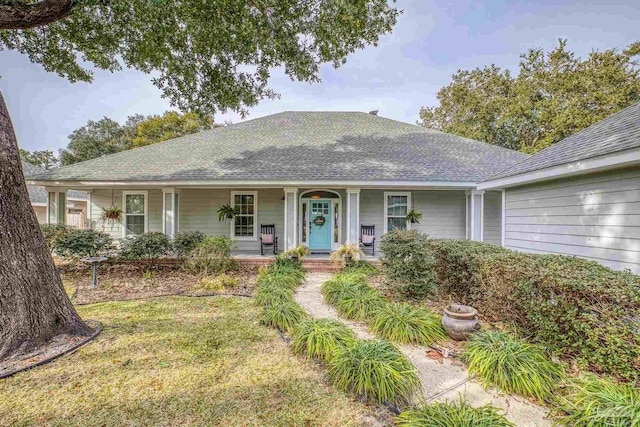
[
  {"x1": 506, "y1": 231, "x2": 640, "y2": 252},
  {"x1": 504, "y1": 238, "x2": 640, "y2": 266},
  {"x1": 506, "y1": 201, "x2": 640, "y2": 217},
  {"x1": 507, "y1": 188, "x2": 640, "y2": 210},
  {"x1": 504, "y1": 168, "x2": 640, "y2": 273},
  {"x1": 503, "y1": 245, "x2": 640, "y2": 272},
  {"x1": 483, "y1": 191, "x2": 501, "y2": 245},
  {"x1": 506, "y1": 223, "x2": 640, "y2": 239}
]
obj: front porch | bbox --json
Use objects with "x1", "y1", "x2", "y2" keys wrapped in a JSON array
[{"x1": 44, "y1": 186, "x2": 503, "y2": 252}]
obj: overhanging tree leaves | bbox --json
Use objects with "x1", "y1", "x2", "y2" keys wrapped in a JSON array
[
  {"x1": 0, "y1": 0, "x2": 399, "y2": 361},
  {"x1": 419, "y1": 39, "x2": 640, "y2": 153}
]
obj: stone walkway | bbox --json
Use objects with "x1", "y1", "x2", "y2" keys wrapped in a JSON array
[{"x1": 294, "y1": 273, "x2": 552, "y2": 427}]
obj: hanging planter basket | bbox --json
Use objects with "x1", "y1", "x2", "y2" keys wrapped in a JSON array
[
  {"x1": 217, "y1": 204, "x2": 238, "y2": 222},
  {"x1": 100, "y1": 206, "x2": 122, "y2": 225}
]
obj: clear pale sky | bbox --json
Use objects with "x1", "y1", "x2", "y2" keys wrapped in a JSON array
[{"x1": 1, "y1": 0, "x2": 639, "y2": 152}]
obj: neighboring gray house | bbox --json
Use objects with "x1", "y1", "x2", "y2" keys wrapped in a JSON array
[
  {"x1": 28, "y1": 111, "x2": 526, "y2": 254},
  {"x1": 480, "y1": 102, "x2": 640, "y2": 274},
  {"x1": 22, "y1": 162, "x2": 88, "y2": 228}
]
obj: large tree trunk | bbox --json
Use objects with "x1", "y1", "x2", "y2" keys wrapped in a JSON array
[{"x1": 0, "y1": 91, "x2": 93, "y2": 361}]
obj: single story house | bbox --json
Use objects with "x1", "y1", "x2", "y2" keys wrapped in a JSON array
[
  {"x1": 480, "y1": 102, "x2": 640, "y2": 274},
  {"x1": 22, "y1": 162, "x2": 88, "y2": 228},
  {"x1": 28, "y1": 111, "x2": 527, "y2": 254}
]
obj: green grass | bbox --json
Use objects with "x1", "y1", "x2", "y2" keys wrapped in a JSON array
[
  {"x1": 369, "y1": 302, "x2": 446, "y2": 345},
  {"x1": 396, "y1": 398, "x2": 514, "y2": 427},
  {"x1": 552, "y1": 375, "x2": 640, "y2": 426},
  {"x1": 343, "y1": 260, "x2": 379, "y2": 275},
  {"x1": 292, "y1": 318, "x2": 356, "y2": 362},
  {"x1": 335, "y1": 286, "x2": 385, "y2": 321},
  {"x1": 254, "y1": 285, "x2": 294, "y2": 307},
  {"x1": 329, "y1": 339, "x2": 421, "y2": 407},
  {"x1": 257, "y1": 261, "x2": 305, "y2": 289},
  {"x1": 260, "y1": 300, "x2": 309, "y2": 332},
  {"x1": 462, "y1": 331, "x2": 563, "y2": 401},
  {"x1": 0, "y1": 297, "x2": 376, "y2": 426}
]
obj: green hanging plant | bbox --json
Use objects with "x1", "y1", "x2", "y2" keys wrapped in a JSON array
[
  {"x1": 405, "y1": 209, "x2": 423, "y2": 224},
  {"x1": 217, "y1": 204, "x2": 238, "y2": 222},
  {"x1": 99, "y1": 190, "x2": 122, "y2": 225}
]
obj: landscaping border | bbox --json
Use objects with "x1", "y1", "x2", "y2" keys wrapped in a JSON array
[{"x1": 0, "y1": 320, "x2": 103, "y2": 380}]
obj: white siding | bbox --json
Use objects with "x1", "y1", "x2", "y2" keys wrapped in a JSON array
[
  {"x1": 360, "y1": 190, "x2": 468, "y2": 252},
  {"x1": 504, "y1": 167, "x2": 640, "y2": 273}
]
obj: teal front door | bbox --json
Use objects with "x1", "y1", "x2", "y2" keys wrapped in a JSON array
[{"x1": 309, "y1": 200, "x2": 331, "y2": 250}]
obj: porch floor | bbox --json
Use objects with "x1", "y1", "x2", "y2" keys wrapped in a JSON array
[{"x1": 231, "y1": 250, "x2": 380, "y2": 260}]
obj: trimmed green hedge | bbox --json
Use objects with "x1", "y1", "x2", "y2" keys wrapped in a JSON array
[{"x1": 427, "y1": 239, "x2": 640, "y2": 382}]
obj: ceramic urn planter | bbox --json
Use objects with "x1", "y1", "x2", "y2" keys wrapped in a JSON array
[{"x1": 441, "y1": 303, "x2": 480, "y2": 341}]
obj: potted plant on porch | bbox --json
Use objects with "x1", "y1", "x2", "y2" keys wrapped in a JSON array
[
  {"x1": 330, "y1": 243, "x2": 364, "y2": 267},
  {"x1": 282, "y1": 244, "x2": 311, "y2": 263},
  {"x1": 217, "y1": 204, "x2": 238, "y2": 222}
]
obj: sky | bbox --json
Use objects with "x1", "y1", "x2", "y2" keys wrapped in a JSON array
[{"x1": 1, "y1": 0, "x2": 639, "y2": 152}]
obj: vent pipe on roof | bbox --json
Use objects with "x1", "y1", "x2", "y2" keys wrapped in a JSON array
[{"x1": 369, "y1": 110, "x2": 379, "y2": 116}]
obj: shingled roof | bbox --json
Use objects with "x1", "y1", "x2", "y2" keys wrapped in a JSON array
[
  {"x1": 22, "y1": 162, "x2": 86, "y2": 203},
  {"x1": 487, "y1": 102, "x2": 640, "y2": 181},
  {"x1": 30, "y1": 111, "x2": 528, "y2": 184}
]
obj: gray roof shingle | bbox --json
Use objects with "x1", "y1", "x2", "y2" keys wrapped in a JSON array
[
  {"x1": 23, "y1": 162, "x2": 86, "y2": 203},
  {"x1": 487, "y1": 102, "x2": 640, "y2": 181},
  {"x1": 30, "y1": 111, "x2": 528, "y2": 184}
]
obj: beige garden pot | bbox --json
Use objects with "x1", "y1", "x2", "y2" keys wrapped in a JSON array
[{"x1": 441, "y1": 303, "x2": 480, "y2": 341}]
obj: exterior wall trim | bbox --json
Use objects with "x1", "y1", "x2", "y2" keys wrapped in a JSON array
[{"x1": 478, "y1": 147, "x2": 640, "y2": 190}]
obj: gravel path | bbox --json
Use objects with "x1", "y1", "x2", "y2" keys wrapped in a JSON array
[{"x1": 295, "y1": 273, "x2": 552, "y2": 427}]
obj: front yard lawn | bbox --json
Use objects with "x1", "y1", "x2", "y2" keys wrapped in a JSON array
[{"x1": 0, "y1": 297, "x2": 381, "y2": 426}]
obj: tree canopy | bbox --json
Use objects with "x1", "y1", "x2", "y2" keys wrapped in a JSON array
[
  {"x1": 419, "y1": 39, "x2": 640, "y2": 153},
  {"x1": 1, "y1": 0, "x2": 399, "y2": 116},
  {"x1": 19, "y1": 148, "x2": 59, "y2": 169},
  {"x1": 59, "y1": 111, "x2": 218, "y2": 165}
]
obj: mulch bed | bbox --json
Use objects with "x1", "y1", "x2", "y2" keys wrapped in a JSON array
[
  {"x1": 0, "y1": 320, "x2": 102, "y2": 380},
  {"x1": 58, "y1": 262, "x2": 259, "y2": 305}
]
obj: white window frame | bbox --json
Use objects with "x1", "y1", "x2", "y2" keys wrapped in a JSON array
[
  {"x1": 384, "y1": 192, "x2": 412, "y2": 233},
  {"x1": 230, "y1": 191, "x2": 258, "y2": 241},
  {"x1": 122, "y1": 191, "x2": 148, "y2": 237}
]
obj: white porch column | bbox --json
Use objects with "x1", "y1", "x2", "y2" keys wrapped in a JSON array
[
  {"x1": 283, "y1": 187, "x2": 298, "y2": 250},
  {"x1": 466, "y1": 190, "x2": 485, "y2": 241},
  {"x1": 162, "y1": 188, "x2": 180, "y2": 237},
  {"x1": 346, "y1": 188, "x2": 360, "y2": 244},
  {"x1": 45, "y1": 187, "x2": 67, "y2": 225}
]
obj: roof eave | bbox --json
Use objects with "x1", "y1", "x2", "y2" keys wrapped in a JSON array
[{"x1": 478, "y1": 146, "x2": 640, "y2": 190}]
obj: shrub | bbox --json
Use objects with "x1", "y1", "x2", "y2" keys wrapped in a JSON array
[
  {"x1": 254, "y1": 285, "x2": 294, "y2": 307},
  {"x1": 199, "y1": 274, "x2": 239, "y2": 292},
  {"x1": 380, "y1": 230, "x2": 437, "y2": 298},
  {"x1": 427, "y1": 239, "x2": 640, "y2": 382},
  {"x1": 552, "y1": 375, "x2": 640, "y2": 426},
  {"x1": 292, "y1": 318, "x2": 356, "y2": 362},
  {"x1": 329, "y1": 339, "x2": 420, "y2": 406},
  {"x1": 182, "y1": 236, "x2": 237, "y2": 274},
  {"x1": 370, "y1": 302, "x2": 446, "y2": 345},
  {"x1": 173, "y1": 231, "x2": 206, "y2": 257},
  {"x1": 335, "y1": 286, "x2": 385, "y2": 321},
  {"x1": 396, "y1": 398, "x2": 513, "y2": 427},
  {"x1": 52, "y1": 228, "x2": 113, "y2": 258},
  {"x1": 462, "y1": 331, "x2": 563, "y2": 401},
  {"x1": 260, "y1": 301, "x2": 308, "y2": 332},
  {"x1": 40, "y1": 223, "x2": 70, "y2": 252},
  {"x1": 119, "y1": 232, "x2": 173, "y2": 260}
]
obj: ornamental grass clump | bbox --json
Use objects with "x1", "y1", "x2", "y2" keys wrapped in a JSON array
[
  {"x1": 462, "y1": 331, "x2": 563, "y2": 401},
  {"x1": 260, "y1": 301, "x2": 308, "y2": 333},
  {"x1": 370, "y1": 302, "x2": 446, "y2": 345},
  {"x1": 254, "y1": 285, "x2": 294, "y2": 307},
  {"x1": 321, "y1": 274, "x2": 369, "y2": 306},
  {"x1": 335, "y1": 286, "x2": 385, "y2": 320},
  {"x1": 552, "y1": 375, "x2": 640, "y2": 427},
  {"x1": 329, "y1": 339, "x2": 420, "y2": 407},
  {"x1": 292, "y1": 318, "x2": 356, "y2": 362},
  {"x1": 396, "y1": 398, "x2": 514, "y2": 427},
  {"x1": 258, "y1": 261, "x2": 305, "y2": 289}
]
